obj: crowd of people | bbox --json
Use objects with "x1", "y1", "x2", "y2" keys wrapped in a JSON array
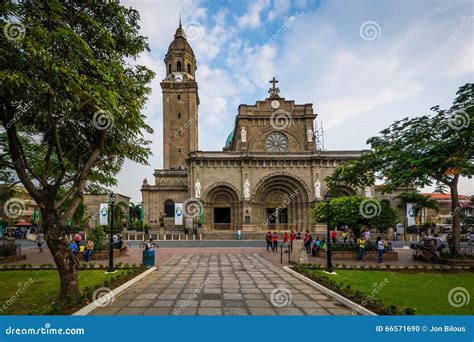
[{"x1": 265, "y1": 229, "x2": 389, "y2": 263}]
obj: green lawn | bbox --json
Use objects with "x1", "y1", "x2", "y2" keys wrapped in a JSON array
[
  {"x1": 302, "y1": 269, "x2": 474, "y2": 315},
  {"x1": 0, "y1": 269, "x2": 129, "y2": 315}
]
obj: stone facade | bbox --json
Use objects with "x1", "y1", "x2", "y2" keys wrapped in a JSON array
[
  {"x1": 83, "y1": 193, "x2": 130, "y2": 228},
  {"x1": 141, "y1": 24, "x2": 372, "y2": 232}
]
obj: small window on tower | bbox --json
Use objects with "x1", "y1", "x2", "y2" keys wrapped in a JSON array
[
  {"x1": 178, "y1": 148, "x2": 182, "y2": 153},
  {"x1": 187, "y1": 63, "x2": 191, "y2": 74},
  {"x1": 177, "y1": 95, "x2": 181, "y2": 100},
  {"x1": 177, "y1": 61, "x2": 182, "y2": 71},
  {"x1": 168, "y1": 64, "x2": 171, "y2": 75},
  {"x1": 178, "y1": 112, "x2": 181, "y2": 118}
]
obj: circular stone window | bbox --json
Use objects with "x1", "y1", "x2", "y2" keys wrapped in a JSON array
[{"x1": 265, "y1": 132, "x2": 288, "y2": 152}]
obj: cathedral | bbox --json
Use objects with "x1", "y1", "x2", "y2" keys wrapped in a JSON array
[{"x1": 141, "y1": 23, "x2": 372, "y2": 232}]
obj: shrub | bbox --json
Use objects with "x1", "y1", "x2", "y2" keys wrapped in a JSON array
[
  {"x1": 89, "y1": 225, "x2": 107, "y2": 251},
  {"x1": 404, "y1": 307, "x2": 416, "y2": 315}
]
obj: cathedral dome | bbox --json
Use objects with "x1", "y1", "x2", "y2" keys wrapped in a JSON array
[
  {"x1": 224, "y1": 130, "x2": 234, "y2": 150},
  {"x1": 166, "y1": 24, "x2": 195, "y2": 57}
]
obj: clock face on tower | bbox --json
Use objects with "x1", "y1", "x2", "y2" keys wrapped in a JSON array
[
  {"x1": 174, "y1": 73, "x2": 184, "y2": 82},
  {"x1": 271, "y1": 100, "x2": 280, "y2": 109}
]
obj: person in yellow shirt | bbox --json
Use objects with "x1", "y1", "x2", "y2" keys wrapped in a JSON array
[{"x1": 357, "y1": 236, "x2": 366, "y2": 261}]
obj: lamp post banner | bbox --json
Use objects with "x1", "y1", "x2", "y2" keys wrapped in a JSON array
[
  {"x1": 407, "y1": 203, "x2": 416, "y2": 227},
  {"x1": 175, "y1": 203, "x2": 183, "y2": 225},
  {"x1": 99, "y1": 203, "x2": 108, "y2": 225}
]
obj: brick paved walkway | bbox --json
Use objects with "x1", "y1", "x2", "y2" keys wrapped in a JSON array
[{"x1": 89, "y1": 253, "x2": 355, "y2": 316}]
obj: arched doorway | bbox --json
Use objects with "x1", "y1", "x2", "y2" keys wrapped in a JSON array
[
  {"x1": 203, "y1": 183, "x2": 240, "y2": 230},
  {"x1": 254, "y1": 173, "x2": 310, "y2": 231}
]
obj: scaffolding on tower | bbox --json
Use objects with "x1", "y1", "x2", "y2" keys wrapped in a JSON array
[{"x1": 314, "y1": 121, "x2": 325, "y2": 151}]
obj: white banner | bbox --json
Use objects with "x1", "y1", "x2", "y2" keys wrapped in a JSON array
[
  {"x1": 99, "y1": 203, "x2": 108, "y2": 225},
  {"x1": 407, "y1": 203, "x2": 416, "y2": 227},
  {"x1": 175, "y1": 203, "x2": 183, "y2": 225}
]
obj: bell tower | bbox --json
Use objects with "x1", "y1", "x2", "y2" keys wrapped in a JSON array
[{"x1": 161, "y1": 21, "x2": 199, "y2": 170}]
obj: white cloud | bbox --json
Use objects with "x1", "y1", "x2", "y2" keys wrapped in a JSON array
[
  {"x1": 236, "y1": 0, "x2": 271, "y2": 29},
  {"x1": 268, "y1": 0, "x2": 292, "y2": 21}
]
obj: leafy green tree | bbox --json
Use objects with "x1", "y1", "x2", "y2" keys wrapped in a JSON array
[
  {"x1": 128, "y1": 202, "x2": 142, "y2": 223},
  {"x1": 325, "y1": 84, "x2": 473, "y2": 254},
  {"x1": 0, "y1": 1, "x2": 153, "y2": 304},
  {"x1": 313, "y1": 196, "x2": 399, "y2": 239},
  {"x1": 394, "y1": 192, "x2": 439, "y2": 225}
]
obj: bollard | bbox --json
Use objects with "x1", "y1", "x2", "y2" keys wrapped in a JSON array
[
  {"x1": 288, "y1": 244, "x2": 291, "y2": 264},
  {"x1": 280, "y1": 243, "x2": 283, "y2": 264}
]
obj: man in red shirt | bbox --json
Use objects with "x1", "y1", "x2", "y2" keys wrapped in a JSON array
[
  {"x1": 271, "y1": 232, "x2": 278, "y2": 253},
  {"x1": 290, "y1": 230, "x2": 296, "y2": 252},
  {"x1": 331, "y1": 229, "x2": 337, "y2": 244}
]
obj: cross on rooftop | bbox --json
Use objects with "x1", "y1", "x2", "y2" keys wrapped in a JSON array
[{"x1": 268, "y1": 77, "x2": 280, "y2": 97}]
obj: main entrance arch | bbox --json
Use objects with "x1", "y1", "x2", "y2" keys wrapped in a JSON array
[
  {"x1": 202, "y1": 182, "x2": 241, "y2": 230},
  {"x1": 253, "y1": 173, "x2": 311, "y2": 231}
]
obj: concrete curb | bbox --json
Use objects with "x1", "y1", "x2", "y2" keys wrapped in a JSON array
[
  {"x1": 283, "y1": 266, "x2": 377, "y2": 316},
  {"x1": 72, "y1": 267, "x2": 157, "y2": 316}
]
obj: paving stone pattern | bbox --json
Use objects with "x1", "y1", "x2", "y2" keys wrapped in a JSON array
[{"x1": 90, "y1": 254, "x2": 355, "y2": 316}]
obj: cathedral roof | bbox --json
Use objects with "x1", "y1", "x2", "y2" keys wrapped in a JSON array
[
  {"x1": 224, "y1": 130, "x2": 234, "y2": 150},
  {"x1": 166, "y1": 23, "x2": 195, "y2": 57}
]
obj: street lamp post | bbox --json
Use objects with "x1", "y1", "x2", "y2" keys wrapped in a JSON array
[
  {"x1": 325, "y1": 191, "x2": 333, "y2": 273},
  {"x1": 108, "y1": 192, "x2": 116, "y2": 273}
]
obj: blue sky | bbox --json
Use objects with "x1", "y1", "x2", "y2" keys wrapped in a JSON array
[{"x1": 118, "y1": 0, "x2": 473, "y2": 202}]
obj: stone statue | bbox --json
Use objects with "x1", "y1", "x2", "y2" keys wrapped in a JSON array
[
  {"x1": 243, "y1": 179, "x2": 251, "y2": 199},
  {"x1": 194, "y1": 178, "x2": 201, "y2": 198},
  {"x1": 314, "y1": 179, "x2": 322, "y2": 199},
  {"x1": 241, "y1": 126, "x2": 247, "y2": 143},
  {"x1": 364, "y1": 186, "x2": 372, "y2": 198},
  {"x1": 307, "y1": 127, "x2": 313, "y2": 142}
]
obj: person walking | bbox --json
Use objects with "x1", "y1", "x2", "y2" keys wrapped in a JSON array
[
  {"x1": 289, "y1": 230, "x2": 296, "y2": 252},
  {"x1": 376, "y1": 236, "x2": 385, "y2": 263},
  {"x1": 331, "y1": 229, "x2": 337, "y2": 244},
  {"x1": 237, "y1": 229, "x2": 242, "y2": 241},
  {"x1": 342, "y1": 231, "x2": 348, "y2": 244},
  {"x1": 266, "y1": 231, "x2": 272, "y2": 252},
  {"x1": 271, "y1": 232, "x2": 278, "y2": 253},
  {"x1": 35, "y1": 232, "x2": 45, "y2": 253},
  {"x1": 83, "y1": 238, "x2": 94, "y2": 262},
  {"x1": 304, "y1": 231, "x2": 312, "y2": 253},
  {"x1": 357, "y1": 236, "x2": 366, "y2": 261}
]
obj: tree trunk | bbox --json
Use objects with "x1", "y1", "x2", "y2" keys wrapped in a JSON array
[
  {"x1": 450, "y1": 180, "x2": 461, "y2": 255},
  {"x1": 43, "y1": 211, "x2": 81, "y2": 306}
]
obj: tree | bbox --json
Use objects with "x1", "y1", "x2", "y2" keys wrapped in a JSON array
[
  {"x1": 0, "y1": 1, "x2": 154, "y2": 305},
  {"x1": 312, "y1": 196, "x2": 399, "y2": 239},
  {"x1": 325, "y1": 84, "x2": 473, "y2": 254},
  {"x1": 394, "y1": 192, "x2": 439, "y2": 226},
  {"x1": 128, "y1": 202, "x2": 142, "y2": 223}
]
